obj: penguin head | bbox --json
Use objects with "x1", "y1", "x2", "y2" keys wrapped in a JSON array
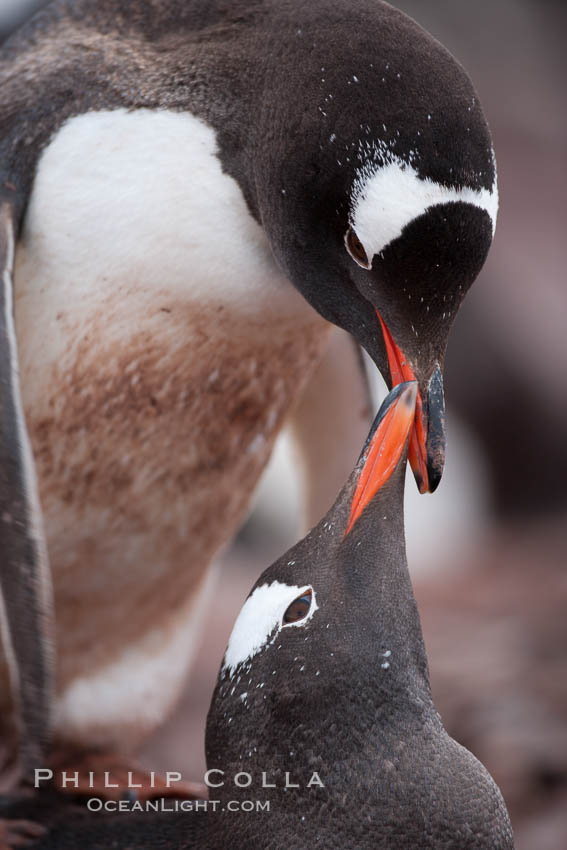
[
  {"x1": 254, "y1": 0, "x2": 497, "y2": 495},
  {"x1": 205, "y1": 384, "x2": 513, "y2": 848}
]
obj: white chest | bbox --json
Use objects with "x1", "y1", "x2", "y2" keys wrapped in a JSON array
[
  {"x1": 13, "y1": 108, "x2": 329, "y2": 689},
  {"x1": 15, "y1": 107, "x2": 318, "y2": 349}
]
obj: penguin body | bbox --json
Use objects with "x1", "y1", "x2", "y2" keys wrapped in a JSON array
[
  {"x1": 204, "y1": 384, "x2": 513, "y2": 848},
  {"x1": 15, "y1": 105, "x2": 327, "y2": 752},
  {"x1": 0, "y1": 385, "x2": 514, "y2": 848},
  {"x1": 0, "y1": 0, "x2": 498, "y2": 768}
]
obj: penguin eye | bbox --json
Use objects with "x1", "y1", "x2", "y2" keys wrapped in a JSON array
[
  {"x1": 345, "y1": 227, "x2": 370, "y2": 269},
  {"x1": 283, "y1": 590, "x2": 313, "y2": 624}
]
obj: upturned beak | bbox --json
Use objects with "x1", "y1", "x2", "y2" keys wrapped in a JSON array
[
  {"x1": 345, "y1": 381, "x2": 417, "y2": 536},
  {"x1": 376, "y1": 311, "x2": 445, "y2": 493}
]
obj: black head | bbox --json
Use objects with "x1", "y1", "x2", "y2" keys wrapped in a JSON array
[
  {"x1": 253, "y1": 0, "x2": 497, "y2": 492},
  {"x1": 205, "y1": 385, "x2": 513, "y2": 848}
]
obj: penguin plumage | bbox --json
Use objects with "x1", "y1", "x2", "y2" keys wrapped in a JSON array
[
  {"x1": 204, "y1": 383, "x2": 513, "y2": 849},
  {"x1": 0, "y1": 385, "x2": 513, "y2": 849},
  {"x1": 0, "y1": 0, "x2": 498, "y2": 781}
]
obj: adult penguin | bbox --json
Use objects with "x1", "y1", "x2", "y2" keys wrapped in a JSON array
[{"x1": 0, "y1": 0, "x2": 497, "y2": 788}]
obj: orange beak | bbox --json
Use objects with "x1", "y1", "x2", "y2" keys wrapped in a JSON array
[
  {"x1": 345, "y1": 382, "x2": 417, "y2": 536},
  {"x1": 376, "y1": 310, "x2": 430, "y2": 494}
]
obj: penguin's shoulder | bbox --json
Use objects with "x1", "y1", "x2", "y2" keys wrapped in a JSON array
[{"x1": 0, "y1": 0, "x2": 253, "y2": 209}]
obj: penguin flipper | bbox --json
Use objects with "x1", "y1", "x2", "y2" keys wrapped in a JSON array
[
  {"x1": 0, "y1": 200, "x2": 53, "y2": 779},
  {"x1": 288, "y1": 326, "x2": 373, "y2": 531}
]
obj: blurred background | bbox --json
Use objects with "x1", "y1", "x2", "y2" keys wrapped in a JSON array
[
  {"x1": 141, "y1": 2, "x2": 567, "y2": 848},
  {"x1": 1, "y1": 0, "x2": 564, "y2": 846}
]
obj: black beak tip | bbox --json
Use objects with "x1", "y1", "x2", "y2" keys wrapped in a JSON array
[{"x1": 426, "y1": 453, "x2": 444, "y2": 493}]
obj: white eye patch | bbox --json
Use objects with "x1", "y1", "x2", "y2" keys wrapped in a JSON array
[
  {"x1": 223, "y1": 581, "x2": 318, "y2": 676},
  {"x1": 350, "y1": 151, "x2": 498, "y2": 268}
]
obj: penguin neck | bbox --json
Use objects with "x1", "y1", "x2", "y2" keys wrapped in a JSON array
[
  {"x1": 335, "y1": 462, "x2": 432, "y2": 699},
  {"x1": 205, "y1": 464, "x2": 434, "y2": 797}
]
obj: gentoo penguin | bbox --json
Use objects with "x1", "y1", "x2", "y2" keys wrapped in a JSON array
[
  {"x1": 0, "y1": 0, "x2": 498, "y2": 786},
  {"x1": 0, "y1": 384, "x2": 513, "y2": 849},
  {"x1": 204, "y1": 382, "x2": 513, "y2": 849}
]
